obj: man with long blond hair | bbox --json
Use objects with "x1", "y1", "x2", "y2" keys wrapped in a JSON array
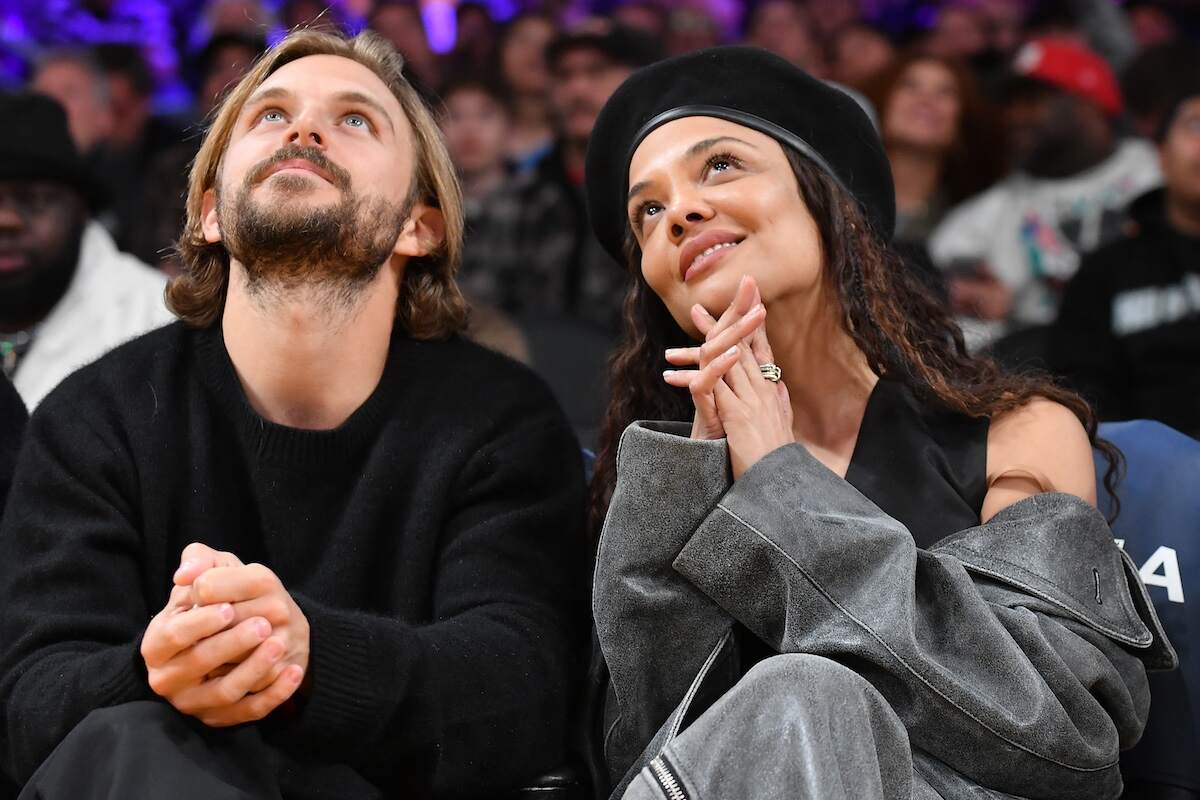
[{"x1": 0, "y1": 30, "x2": 585, "y2": 798}]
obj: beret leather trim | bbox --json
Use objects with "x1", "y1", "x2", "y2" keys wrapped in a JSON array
[{"x1": 629, "y1": 104, "x2": 849, "y2": 208}]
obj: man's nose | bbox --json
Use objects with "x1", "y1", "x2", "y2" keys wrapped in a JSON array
[{"x1": 285, "y1": 112, "x2": 325, "y2": 148}]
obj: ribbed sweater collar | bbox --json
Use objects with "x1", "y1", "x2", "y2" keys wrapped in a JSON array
[{"x1": 192, "y1": 320, "x2": 410, "y2": 468}]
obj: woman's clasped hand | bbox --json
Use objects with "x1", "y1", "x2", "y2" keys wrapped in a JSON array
[{"x1": 663, "y1": 274, "x2": 795, "y2": 479}]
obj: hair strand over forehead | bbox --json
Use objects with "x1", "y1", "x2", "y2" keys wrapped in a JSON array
[{"x1": 169, "y1": 28, "x2": 467, "y2": 338}]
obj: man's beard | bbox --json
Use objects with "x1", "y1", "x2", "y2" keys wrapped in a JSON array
[
  {"x1": 0, "y1": 222, "x2": 83, "y2": 331},
  {"x1": 219, "y1": 145, "x2": 411, "y2": 312}
]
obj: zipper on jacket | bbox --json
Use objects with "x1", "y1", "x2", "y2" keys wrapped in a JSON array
[{"x1": 649, "y1": 754, "x2": 689, "y2": 800}]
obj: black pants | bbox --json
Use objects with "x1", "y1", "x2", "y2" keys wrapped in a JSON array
[{"x1": 20, "y1": 702, "x2": 284, "y2": 800}]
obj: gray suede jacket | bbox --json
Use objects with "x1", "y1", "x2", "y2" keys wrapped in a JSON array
[{"x1": 593, "y1": 421, "x2": 1177, "y2": 799}]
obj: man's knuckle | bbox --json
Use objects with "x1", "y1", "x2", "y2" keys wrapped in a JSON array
[
  {"x1": 265, "y1": 597, "x2": 289, "y2": 622},
  {"x1": 215, "y1": 681, "x2": 243, "y2": 706},
  {"x1": 182, "y1": 542, "x2": 208, "y2": 559},
  {"x1": 147, "y1": 672, "x2": 169, "y2": 696}
]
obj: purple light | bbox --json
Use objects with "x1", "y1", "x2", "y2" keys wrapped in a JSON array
[{"x1": 423, "y1": 0, "x2": 455, "y2": 54}]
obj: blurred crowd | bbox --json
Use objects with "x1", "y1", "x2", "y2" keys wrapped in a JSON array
[{"x1": 2, "y1": 0, "x2": 1200, "y2": 443}]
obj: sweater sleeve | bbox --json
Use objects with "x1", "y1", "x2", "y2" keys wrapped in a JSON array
[
  {"x1": 275, "y1": 408, "x2": 587, "y2": 797},
  {"x1": 0, "y1": 394, "x2": 156, "y2": 783}
]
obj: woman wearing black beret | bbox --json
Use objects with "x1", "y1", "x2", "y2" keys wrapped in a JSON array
[{"x1": 587, "y1": 47, "x2": 1174, "y2": 800}]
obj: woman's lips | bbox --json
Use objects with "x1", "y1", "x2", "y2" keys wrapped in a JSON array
[{"x1": 683, "y1": 240, "x2": 742, "y2": 282}]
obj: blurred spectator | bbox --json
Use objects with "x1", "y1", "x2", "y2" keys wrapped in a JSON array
[
  {"x1": 29, "y1": 50, "x2": 113, "y2": 157},
  {"x1": 614, "y1": 1, "x2": 669, "y2": 38},
  {"x1": 127, "y1": 33, "x2": 266, "y2": 268},
  {"x1": 868, "y1": 52, "x2": 1004, "y2": 246},
  {"x1": 206, "y1": 0, "x2": 274, "y2": 35},
  {"x1": 447, "y1": 2, "x2": 499, "y2": 77},
  {"x1": 31, "y1": 0, "x2": 177, "y2": 88},
  {"x1": 369, "y1": 0, "x2": 441, "y2": 93},
  {"x1": 929, "y1": 38, "x2": 1161, "y2": 350},
  {"x1": 440, "y1": 76, "x2": 519, "y2": 293},
  {"x1": 1127, "y1": 1, "x2": 1183, "y2": 49},
  {"x1": 89, "y1": 44, "x2": 186, "y2": 254},
  {"x1": 503, "y1": 20, "x2": 658, "y2": 331},
  {"x1": 1052, "y1": 89, "x2": 1200, "y2": 438},
  {"x1": 743, "y1": 0, "x2": 824, "y2": 76},
  {"x1": 923, "y1": 4, "x2": 987, "y2": 61},
  {"x1": 0, "y1": 93, "x2": 171, "y2": 408},
  {"x1": 665, "y1": 7, "x2": 723, "y2": 57},
  {"x1": 805, "y1": 0, "x2": 861, "y2": 40},
  {"x1": 1023, "y1": 0, "x2": 1137, "y2": 71},
  {"x1": 497, "y1": 11, "x2": 558, "y2": 172},
  {"x1": 190, "y1": 32, "x2": 266, "y2": 119},
  {"x1": 978, "y1": 0, "x2": 1028, "y2": 56},
  {"x1": 830, "y1": 22, "x2": 896, "y2": 91},
  {"x1": 185, "y1": 0, "x2": 273, "y2": 54},
  {"x1": 1123, "y1": 41, "x2": 1200, "y2": 140},
  {"x1": 280, "y1": 0, "x2": 332, "y2": 30}
]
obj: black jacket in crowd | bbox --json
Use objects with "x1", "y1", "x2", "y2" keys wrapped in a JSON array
[
  {"x1": 1052, "y1": 189, "x2": 1200, "y2": 438},
  {"x1": 0, "y1": 321, "x2": 587, "y2": 798}
]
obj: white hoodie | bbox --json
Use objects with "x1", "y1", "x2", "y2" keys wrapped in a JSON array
[
  {"x1": 14, "y1": 221, "x2": 175, "y2": 408},
  {"x1": 929, "y1": 138, "x2": 1162, "y2": 349}
]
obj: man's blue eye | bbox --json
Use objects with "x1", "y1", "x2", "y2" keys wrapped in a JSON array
[
  {"x1": 345, "y1": 115, "x2": 367, "y2": 128},
  {"x1": 263, "y1": 110, "x2": 283, "y2": 122}
]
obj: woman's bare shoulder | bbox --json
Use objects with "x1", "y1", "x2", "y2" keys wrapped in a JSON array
[{"x1": 982, "y1": 398, "x2": 1097, "y2": 522}]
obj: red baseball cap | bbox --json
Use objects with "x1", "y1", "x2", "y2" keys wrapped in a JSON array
[{"x1": 1013, "y1": 37, "x2": 1123, "y2": 116}]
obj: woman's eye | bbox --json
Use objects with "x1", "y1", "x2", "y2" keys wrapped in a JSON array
[{"x1": 705, "y1": 153, "x2": 741, "y2": 176}]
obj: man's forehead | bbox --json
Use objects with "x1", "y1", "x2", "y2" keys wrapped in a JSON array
[{"x1": 256, "y1": 54, "x2": 406, "y2": 123}]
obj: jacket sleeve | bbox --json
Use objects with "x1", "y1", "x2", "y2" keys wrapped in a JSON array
[
  {"x1": 0, "y1": 395, "x2": 157, "y2": 784},
  {"x1": 671, "y1": 443, "x2": 1174, "y2": 799},
  {"x1": 276, "y1": 410, "x2": 587, "y2": 798},
  {"x1": 592, "y1": 422, "x2": 737, "y2": 783}
]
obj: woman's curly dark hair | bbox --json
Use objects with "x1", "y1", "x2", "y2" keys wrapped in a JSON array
[{"x1": 589, "y1": 148, "x2": 1122, "y2": 537}]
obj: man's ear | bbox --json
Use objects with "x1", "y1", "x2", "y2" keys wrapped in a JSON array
[
  {"x1": 393, "y1": 201, "x2": 446, "y2": 259},
  {"x1": 201, "y1": 188, "x2": 222, "y2": 244}
]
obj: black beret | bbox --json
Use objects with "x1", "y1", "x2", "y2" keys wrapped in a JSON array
[{"x1": 585, "y1": 46, "x2": 895, "y2": 263}]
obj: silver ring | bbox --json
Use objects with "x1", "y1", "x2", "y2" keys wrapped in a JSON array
[{"x1": 759, "y1": 363, "x2": 782, "y2": 383}]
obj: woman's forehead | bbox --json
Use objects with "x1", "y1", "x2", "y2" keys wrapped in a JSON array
[{"x1": 628, "y1": 116, "x2": 779, "y2": 178}]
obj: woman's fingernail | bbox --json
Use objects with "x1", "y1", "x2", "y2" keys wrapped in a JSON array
[
  {"x1": 174, "y1": 561, "x2": 194, "y2": 578},
  {"x1": 725, "y1": 346, "x2": 738, "y2": 357},
  {"x1": 750, "y1": 303, "x2": 764, "y2": 315},
  {"x1": 220, "y1": 603, "x2": 234, "y2": 621},
  {"x1": 254, "y1": 619, "x2": 271, "y2": 638},
  {"x1": 665, "y1": 348, "x2": 682, "y2": 356}
]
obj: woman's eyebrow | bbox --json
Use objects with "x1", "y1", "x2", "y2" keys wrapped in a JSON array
[
  {"x1": 628, "y1": 135, "x2": 758, "y2": 203},
  {"x1": 685, "y1": 135, "x2": 756, "y2": 159}
]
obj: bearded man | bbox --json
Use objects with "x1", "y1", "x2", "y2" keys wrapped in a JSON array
[{"x1": 0, "y1": 30, "x2": 585, "y2": 800}]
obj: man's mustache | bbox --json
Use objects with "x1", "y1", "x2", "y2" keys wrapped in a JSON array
[{"x1": 247, "y1": 145, "x2": 352, "y2": 191}]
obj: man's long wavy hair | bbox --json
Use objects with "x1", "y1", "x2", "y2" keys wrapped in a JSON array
[
  {"x1": 170, "y1": 29, "x2": 468, "y2": 338},
  {"x1": 590, "y1": 148, "x2": 1122, "y2": 535}
]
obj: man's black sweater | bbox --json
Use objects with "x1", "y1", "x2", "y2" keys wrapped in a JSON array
[
  {"x1": 1052, "y1": 189, "x2": 1200, "y2": 438},
  {"x1": 0, "y1": 320, "x2": 586, "y2": 797}
]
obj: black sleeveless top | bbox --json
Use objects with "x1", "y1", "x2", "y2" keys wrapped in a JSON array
[{"x1": 843, "y1": 379, "x2": 989, "y2": 549}]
